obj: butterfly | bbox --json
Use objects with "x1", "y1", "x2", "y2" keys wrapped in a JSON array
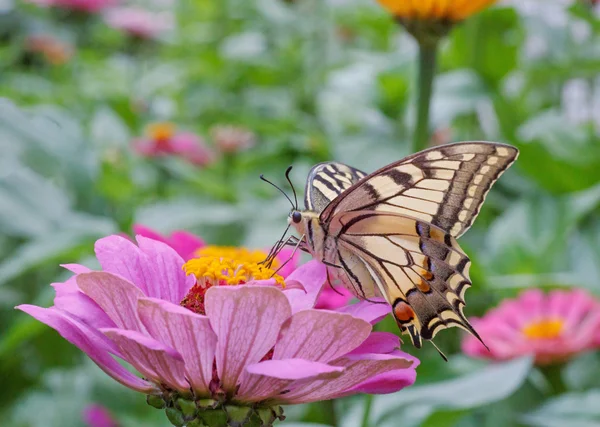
[{"x1": 262, "y1": 141, "x2": 518, "y2": 356}]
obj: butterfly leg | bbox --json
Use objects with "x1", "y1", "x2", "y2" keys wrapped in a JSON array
[{"x1": 271, "y1": 234, "x2": 305, "y2": 277}]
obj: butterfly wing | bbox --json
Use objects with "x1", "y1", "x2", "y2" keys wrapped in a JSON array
[
  {"x1": 304, "y1": 162, "x2": 367, "y2": 213},
  {"x1": 320, "y1": 142, "x2": 518, "y2": 238},
  {"x1": 326, "y1": 210, "x2": 480, "y2": 348}
]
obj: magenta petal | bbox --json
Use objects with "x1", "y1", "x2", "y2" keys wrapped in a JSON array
[
  {"x1": 204, "y1": 286, "x2": 291, "y2": 392},
  {"x1": 169, "y1": 231, "x2": 205, "y2": 260},
  {"x1": 273, "y1": 247, "x2": 300, "y2": 278},
  {"x1": 82, "y1": 404, "x2": 118, "y2": 427},
  {"x1": 17, "y1": 305, "x2": 154, "y2": 393},
  {"x1": 137, "y1": 298, "x2": 217, "y2": 395},
  {"x1": 335, "y1": 299, "x2": 391, "y2": 324},
  {"x1": 247, "y1": 359, "x2": 344, "y2": 380},
  {"x1": 102, "y1": 328, "x2": 188, "y2": 392},
  {"x1": 348, "y1": 332, "x2": 400, "y2": 355},
  {"x1": 280, "y1": 352, "x2": 415, "y2": 404},
  {"x1": 77, "y1": 272, "x2": 146, "y2": 332},
  {"x1": 274, "y1": 310, "x2": 371, "y2": 363},
  {"x1": 282, "y1": 261, "x2": 327, "y2": 313}
]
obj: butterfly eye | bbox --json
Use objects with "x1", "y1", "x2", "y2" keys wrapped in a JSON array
[{"x1": 291, "y1": 211, "x2": 302, "y2": 223}]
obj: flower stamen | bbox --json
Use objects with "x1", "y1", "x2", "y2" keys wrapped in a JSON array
[{"x1": 522, "y1": 319, "x2": 564, "y2": 340}]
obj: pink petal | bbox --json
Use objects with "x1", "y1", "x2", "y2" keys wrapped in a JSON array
[
  {"x1": 335, "y1": 299, "x2": 391, "y2": 324},
  {"x1": 170, "y1": 133, "x2": 215, "y2": 166},
  {"x1": 247, "y1": 359, "x2": 344, "y2": 379},
  {"x1": 17, "y1": 305, "x2": 154, "y2": 393},
  {"x1": 77, "y1": 272, "x2": 146, "y2": 333},
  {"x1": 137, "y1": 298, "x2": 217, "y2": 395},
  {"x1": 344, "y1": 350, "x2": 419, "y2": 394},
  {"x1": 102, "y1": 328, "x2": 188, "y2": 392},
  {"x1": 94, "y1": 235, "x2": 194, "y2": 302},
  {"x1": 347, "y1": 332, "x2": 400, "y2": 355},
  {"x1": 135, "y1": 235, "x2": 196, "y2": 302},
  {"x1": 52, "y1": 276, "x2": 115, "y2": 329},
  {"x1": 132, "y1": 225, "x2": 205, "y2": 261},
  {"x1": 274, "y1": 310, "x2": 371, "y2": 363},
  {"x1": 61, "y1": 263, "x2": 91, "y2": 274},
  {"x1": 238, "y1": 359, "x2": 344, "y2": 403},
  {"x1": 282, "y1": 261, "x2": 327, "y2": 313},
  {"x1": 204, "y1": 286, "x2": 291, "y2": 392},
  {"x1": 280, "y1": 352, "x2": 415, "y2": 404}
]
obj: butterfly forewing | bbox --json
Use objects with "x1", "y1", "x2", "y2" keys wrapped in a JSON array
[
  {"x1": 320, "y1": 142, "x2": 518, "y2": 238},
  {"x1": 305, "y1": 162, "x2": 366, "y2": 213}
]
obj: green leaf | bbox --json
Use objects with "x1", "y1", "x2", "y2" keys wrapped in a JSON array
[
  {"x1": 521, "y1": 390, "x2": 600, "y2": 427},
  {"x1": 371, "y1": 357, "x2": 533, "y2": 427}
]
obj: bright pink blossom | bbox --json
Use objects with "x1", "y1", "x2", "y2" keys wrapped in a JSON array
[
  {"x1": 462, "y1": 289, "x2": 600, "y2": 365},
  {"x1": 17, "y1": 235, "x2": 416, "y2": 413},
  {"x1": 315, "y1": 285, "x2": 353, "y2": 310},
  {"x1": 133, "y1": 123, "x2": 216, "y2": 167},
  {"x1": 104, "y1": 7, "x2": 174, "y2": 39},
  {"x1": 82, "y1": 404, "x2": 118, "y2": 427},
  {"x1": 25, "y1": 0, "x2": 117, "y2": 13}
]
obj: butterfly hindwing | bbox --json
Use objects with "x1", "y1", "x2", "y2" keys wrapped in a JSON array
[
  {"x1": 305, "y1": 162, "x2": 366, "y2": 213},
  {"x1": 326, "y1": 210, "x2": 481, "y2": 347},
  {"x1": 320, "y1": 142, "x2": 518, "y2": 238}
]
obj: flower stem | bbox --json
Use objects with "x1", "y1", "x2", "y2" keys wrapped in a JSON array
[
  {"x1": 361, "y1": 394, "x2": 373, "y2": 427},
  {"x1": 412, "y1": 39, "x2": 439, "y2": 154},
  {"x1": 540, "y1": 363, "x2": 567, "y2": 396},
  {"x1": 320, "y1": 399, "x2": 338, "y2": 426}
]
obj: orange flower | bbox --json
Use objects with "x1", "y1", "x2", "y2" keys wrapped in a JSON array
[{"x1": 376, "y1": 0, "x2": 497, "y2": 22}]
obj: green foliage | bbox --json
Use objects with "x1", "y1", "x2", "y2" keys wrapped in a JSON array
[{"x1": 1, "y1": 0, "x2": 599, "y2": 426}]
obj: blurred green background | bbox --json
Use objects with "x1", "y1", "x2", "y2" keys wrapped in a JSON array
[{"x1": 1, "y1": 0, "x2": 600, "y2": 426}]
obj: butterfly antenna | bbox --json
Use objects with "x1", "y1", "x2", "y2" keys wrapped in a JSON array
[
  {"x1": 284, "y1": 165, "x2": 298, "y2": 210},
  {"x1": 260, "y1": 174, "x2": 295, "y2": 209},
  {"x1": 430, "y1": 340, "x2": 448, "y2": 362}
]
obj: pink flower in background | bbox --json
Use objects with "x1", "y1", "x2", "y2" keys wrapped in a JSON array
[
  {"x1": 25, "y1": 34, "x2": 73, "y2": 65},
  {"x1": 104, "y1": 7, "x2": 174, "y2": 39},
  {"x1": 83, "y1": 404, "x2": 118, "y2": 427},
  {"x1": 17, "y1": 236, "x2": 417, "y2": 424},
  {"x1": 210, "y1": 125, "x2": 255, "y2": 154},
  {"x1": 462, "y1": 289, "x2": 600, "y2": 365},
  {"x1": 25, "y1": 0, "x2": 117, "y2": 13},
  {"x1": 133, "y1": 122, "x2": 216, "y2": 167}
]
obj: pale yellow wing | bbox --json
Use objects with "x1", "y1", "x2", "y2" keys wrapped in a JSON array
[
  {"x1": 325, "y1": 210, "x2": 482, "y2": 348},
  {"x1": 320, "y1": 142, "x2": 518, "y2": 238}
]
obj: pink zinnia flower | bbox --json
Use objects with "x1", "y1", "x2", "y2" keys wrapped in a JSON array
[
  {"x1": 25, "y1": 34, "x2": 74, "y2": 65},
  {"x1": 104, "y1": 7, "x2": 174, "y2": 39},
  {"x1": 132, "y1": 224, "x2": 205, "y2": 261},
  {"x1": 462, "y1": 289, "x2": 600, "y2": 365},
  {"x1": 17, "y1": 236, "x2": 416, "y2": 425},
  {"x1": 133, "y1": 123, "x2": 216, "y2": 167},
  {"x1": 25, "y1": 0, "x2": 117, "y2": 13},
  {"x1": 83, "y1": 404, "x2": 118, "y2": 427},
  {"x1": 210, "y1": 125, "x2": 255, "y2": 154}
]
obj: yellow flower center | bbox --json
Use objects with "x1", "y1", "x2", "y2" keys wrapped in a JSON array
[
  {"x1": 147, "y1": 122, "x2": 175, "y2": 142},
  {"x1": 183, "y1": 256, "x2": 284, "y2": 287},
  {"x1": 196, "y1": 246, "x2": 280, "y2": 268},
  {"x1": 522, "y1": 319, "x2": 564, "y2": 340},
  {"x1": 180, "y1": 249, "x2": 285, "y2": 315}
]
